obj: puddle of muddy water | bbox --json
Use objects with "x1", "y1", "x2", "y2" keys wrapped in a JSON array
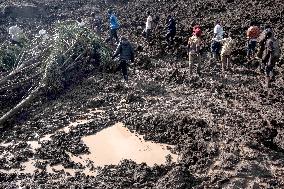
[
  {"x1": 0, "y1": 114, "x2": 177, "y2": 177},
  {"x1": 78, "y1": 122, "x2": 178, "y2": 167}
]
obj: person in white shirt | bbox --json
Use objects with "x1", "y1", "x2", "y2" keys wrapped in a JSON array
[
  {"x1": 38, "y1": 29, "x2": 49, "y2": 43},
  {"x1": 8, "y1": 25, "x2": 23, "y2": 46},
  {"x1": 214, "y1": 20, "x2": 224, "y2": 39},
  {"x1": 145, "y1": 11, "x2": 153, "y2": 41},
  {"x1": 211, "y1": 20, "x2": 224, "y2": 61}
]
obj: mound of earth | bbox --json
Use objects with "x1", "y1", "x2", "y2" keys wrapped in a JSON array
[{"x1": 0, "y1": 0, "x2": 284, "y2": 188}]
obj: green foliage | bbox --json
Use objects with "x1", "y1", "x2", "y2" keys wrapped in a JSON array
[
  {"x1": 44, "y1": 20, "x2": 112, "y2": 68},
  {"x1": 38, "y1": 21, "x2": 112, "y2": 89},
  {"x1": 0, "y1": 43, "x2": 22, "y2": 71}
]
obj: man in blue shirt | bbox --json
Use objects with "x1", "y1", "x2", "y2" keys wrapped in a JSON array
[{"x1": 106, "y1": 9, "x2": 120, "y2": 45}]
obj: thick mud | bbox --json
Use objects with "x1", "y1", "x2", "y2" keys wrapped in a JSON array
[{"x1": 1, "y1": 0, "x2": 284, "y2": 188}]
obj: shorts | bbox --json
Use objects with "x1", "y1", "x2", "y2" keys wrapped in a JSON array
[{"x1": 211, "y1": 41, "x2": 221, "y2": 53}]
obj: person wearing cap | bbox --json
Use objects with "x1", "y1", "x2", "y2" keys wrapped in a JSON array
[
  {"x1": 106, "y1": 9, "x2": 120, "y2": 44},
  {"x1": 187, "y1": 27, "x2": 202, "y2": 75},
  {"x1": 112, "y1": 36, "x2": 134, "y2": 81}
]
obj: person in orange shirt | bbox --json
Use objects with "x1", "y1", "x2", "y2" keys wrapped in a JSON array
[{"x1": 246, "y1": 21, "x2": 260, "y2": 60}]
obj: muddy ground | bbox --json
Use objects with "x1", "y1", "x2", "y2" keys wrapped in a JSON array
[{"x1": 1, "y1": 0, "x2": 284, "y2": 188}]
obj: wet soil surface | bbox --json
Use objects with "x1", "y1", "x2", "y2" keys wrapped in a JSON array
[{"x1": 1, "y1": 0, "x2": 284, "y2": 188}]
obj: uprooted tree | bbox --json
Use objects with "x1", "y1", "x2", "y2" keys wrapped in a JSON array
[{"x1": 0, "y1": 21, "x2": 112, "y2": 127}]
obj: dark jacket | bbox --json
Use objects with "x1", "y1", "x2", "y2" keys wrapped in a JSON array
[
  {"x1": 113, "y1": 40, "x2": 134, "y2": 61},
  {"x1": 263, "y1": 38, "x2": 275, "y2": 66},
  {"x1": 167, "y1": 18, "x2": 176, "y2": 33}
]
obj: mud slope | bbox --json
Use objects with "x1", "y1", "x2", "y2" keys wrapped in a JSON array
[{"x1": 1, "y1": 0, "x2": 284, "y2": 188}]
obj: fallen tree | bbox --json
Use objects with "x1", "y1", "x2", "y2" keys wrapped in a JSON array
[{"x1": 0, "y1": 21, "x2": 112, "y2": 127}]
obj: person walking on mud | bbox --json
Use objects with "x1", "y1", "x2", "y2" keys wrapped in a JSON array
[
  {"x1": 187, "y1": 26, "x2": 202, "y2": 75},
  {"x1": 211, "y1": 20, "x2": 224, "y2": 61},
  {"x1": 220, "y1": 32, "x2": 235, "y2": 73},
  {"x1": 106, "y1": 9, "x2": 120, "y2": 45},
  {"x1": 246, "y1": 21, "x2": 260, "y2": 61},
  {"x1": 145, "y1": 11, "x2": 153, "y2": 41},
  {"x1": 8, "y1": 25, "x2": 24, "y2": 47},
  {"x1": 257, "y1": 25, "x2": 274, "y2": 71},
  {"x1": 262, "y1": 31, "x2": 280, "y2": 88},
  {"x1": 92, "y1": 11, "x2": 103, "y2": 38},
  {"x1": 165, "y1": 15, "x2": 176, "y2": 47},
  {"x1": 112, "y1": 36, "x2": 135, "y2": 81}
]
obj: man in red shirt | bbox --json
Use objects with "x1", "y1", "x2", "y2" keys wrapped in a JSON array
[{"x1": 246, "y1": 21, "x2": 260, "y2": 60}]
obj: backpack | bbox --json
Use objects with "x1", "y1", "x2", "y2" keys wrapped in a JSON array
[{"x1": 247, "y1": 26, "x2": 260, "y2": 39}]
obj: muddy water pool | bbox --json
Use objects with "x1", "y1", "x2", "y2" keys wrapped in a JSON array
[{"x1": 0, "y1": 111, "x2": 178, "y2": 176}]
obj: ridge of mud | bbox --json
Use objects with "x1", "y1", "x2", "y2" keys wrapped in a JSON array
[{"x1": 0, "y1": 0, "x2": 284, "y2": 188}]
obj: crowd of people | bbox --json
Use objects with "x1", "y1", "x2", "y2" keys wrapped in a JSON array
[
  {"x1": 7, "y1": 8, "x2": 281, "y2": 87},
  {"x1": 100, "y1": 9, "x2": 280, "y2": 87}
]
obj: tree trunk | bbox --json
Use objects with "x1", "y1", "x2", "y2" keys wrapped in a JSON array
[{"x1": 0, "y1": 86, "x2": 43, "y2": 127}]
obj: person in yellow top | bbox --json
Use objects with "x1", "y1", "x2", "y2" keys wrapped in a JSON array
[
  {"x1": 220, "y1": 32, "x2": 235, "y2": 73},
  {"x1": 187, "y1": 27, "x2": 202, "y2": 75}
]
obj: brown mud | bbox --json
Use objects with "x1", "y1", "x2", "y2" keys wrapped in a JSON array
[{"x1": 0, "y1": 0, "x2": 284, "y2": 188}]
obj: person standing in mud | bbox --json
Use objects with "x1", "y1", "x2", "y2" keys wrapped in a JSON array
[
  {"x1": 8, "y1": 25, "x2": 24, "y2": 47},
  {"x1": 106, "y1": 9, "x2": 120, "y2": 45},
  {"x1": 246, "y1": 21, "x2": 260, "y2": 61},
  {"x1": 262, "y1": 31, "x2": 279, "y2": 88},
  {"x1": 220, "y1": 32, "x2": 235, "y2": 73},
  {"x1": 165, "y1": 15, "x2": 176, "y2": 47},
  {"x1": 187, "y1": 26, "x2": 202, "y2": 75},
  {"x1": 92, "y1": 11, "x2": 103, "y2": 38},
  {"x1": 112, "y1": 36, "x2": 134, "y2": 81},
  {"x1": 211, "y1": 20, "x2": 224, "y2": 61},
  {"x1": 145, "y1": 11, "x2": 153, "y2": 41},
  {"x1": 257, "y1": 25, "x2": 274, "y2": 71}
]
